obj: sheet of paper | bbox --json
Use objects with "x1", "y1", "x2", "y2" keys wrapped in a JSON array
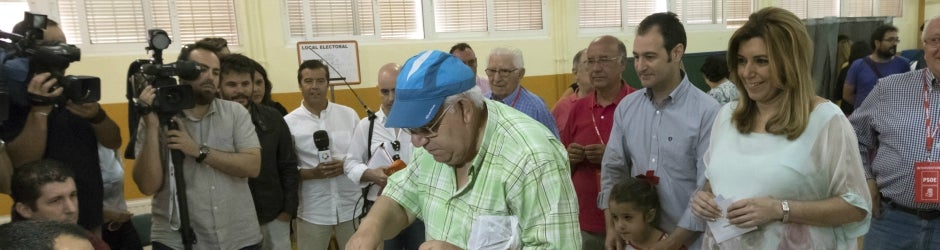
[
  {"x1": 707, "y1": 195, "x2": 758, "y2": 244},
  {"x1": 363, "y1": 145, "x2": 393, "y2": 199}
]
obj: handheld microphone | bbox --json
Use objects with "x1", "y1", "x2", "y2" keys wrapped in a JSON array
[{"x1": 313, "y1": 130, "x2": 332, "y2": 162}]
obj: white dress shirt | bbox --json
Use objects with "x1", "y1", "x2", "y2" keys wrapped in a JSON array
[
  {"x1": 284, "y1": 102, "x2": 362, "y2": 225},
  {"x1": 344, "y1": 110, "x2": 415, "y2": 200}
]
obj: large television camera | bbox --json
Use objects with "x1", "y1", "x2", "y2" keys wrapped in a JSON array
[
  {"x1": 130, "y1": 29, "x2": 201, "y2": 115},
  {"x1": 0, "y1": 12, "x2": 100, "y2": 105}
]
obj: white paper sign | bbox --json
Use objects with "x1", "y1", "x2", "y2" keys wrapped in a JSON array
[{"x1": 296, "y1": 40, "x2": 362, "y2": 85}]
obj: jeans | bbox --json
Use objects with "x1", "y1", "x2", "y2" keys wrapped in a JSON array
[
  {"x1": 863, "y1": 202, "x2": 940, "y2": 250},
  {"x1": 383, "y1": 219, "x2": 426, "y2": 250}
]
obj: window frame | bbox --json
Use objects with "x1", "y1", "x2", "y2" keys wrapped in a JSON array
[
  {"x1": 282, "y1": 0, "x2": 550, "y2": 44},
  {"x1": 51, "y1": 0, "x2": 242, "y2": 55},
  {"x1": 576, "y1": 0, "x2": 749, "y2": 37}
]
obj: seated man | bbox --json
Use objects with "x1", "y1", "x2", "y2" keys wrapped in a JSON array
[
  {"x1": 0, "y1": 220, "x2": 95, "y2": 250},
  {"x1": 9, "y1": 159, "x2": 109, "y2": 250}
]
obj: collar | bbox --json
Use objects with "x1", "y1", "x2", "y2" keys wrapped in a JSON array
[
  {"x1": 375, "y1": 109, "x2": 388, "y2": 123},
  {"x1": 182, "y1": 99, "x2": 219, "y2": 121},
  {"x1": 589, "y1": 80, "x2": 631, "y2": 108},
  {"x1": 495, "y1": 86, "x2": 524, "y2": 103},
  {"x1": 643, "y1": 71, "x2": 691, "y2": 102},
  {"x1": 301, "y1": 101, "x2": 333, "y2": 118},
  {"x1": 927, "y1": 68, "x2": 939, "y2": 87}
]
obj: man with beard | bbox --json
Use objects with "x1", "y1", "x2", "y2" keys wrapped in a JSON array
[
  {"x1": 219, "y1": 54, "x2": 298, "y2": 250},
  {"x1": 134, "y1": 43, "x2": 263, "y2": 249},
  {"x1": 843, "y1": 25, "x2": 910, "y2": 109}
]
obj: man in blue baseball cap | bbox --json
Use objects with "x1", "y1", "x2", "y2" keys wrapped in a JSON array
[{"x1": 347, "y1": 50, "x2": 581, "y2": 249}]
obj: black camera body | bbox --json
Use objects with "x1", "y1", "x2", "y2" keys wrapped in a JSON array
[
  {"x1": 2, "y1": 12, "x2": 101, "y2": 104},
  {"x1": 134, "y1": 29, "x2": 201, "y2": 114}
]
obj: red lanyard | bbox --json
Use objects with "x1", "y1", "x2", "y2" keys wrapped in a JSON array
[
  {"x1": 508, "y1": 87, "x2": 523, "y2": 108},
  {"x1": 590, "y1": 106, "x2": 605, "y2": 143},
  {"x1": 924, "y1": 70, "x2": 938, "y2": 158}
]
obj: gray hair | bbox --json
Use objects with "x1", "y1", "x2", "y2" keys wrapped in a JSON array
[
  {"x1": 926, "y1": 15, "x2": 940, "y2": 41},
  {"x1": 488, "y1": 47, "x2": 524, "y2": 69},
  {"x1": 444, "y1": 86, "x2": 485, "y2": 109},
  {"x1": 572, "y1": 49, "x2": 586, "y2": 72}
]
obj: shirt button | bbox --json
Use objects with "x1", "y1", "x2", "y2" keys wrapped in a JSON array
[
  {"x1": 653, "y1": 135, "x2": 657, "y2": 139},
  {"x1": 652, "y1": 158, "x2": 656, "y2": 163},
  {"x1": 211, "y1": 186, "x2": 215, "y2": 190},
  {"x1": 213, "y1": 206, "x2": 218, "y2": 210},
  {"x1": 656, "y1": 110, "x2": 661, "y2": 115}
]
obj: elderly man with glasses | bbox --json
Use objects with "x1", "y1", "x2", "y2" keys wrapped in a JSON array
[
  {"x1": 485, "y1": 47, "x2": 560, "y2": 138},
  {"x1": 347, "y1": 50, "x2": 580, "y2": 249}
]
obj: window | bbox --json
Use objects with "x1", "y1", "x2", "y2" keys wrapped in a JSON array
[
  {"x1": 0, "y1": 0, "x2": 29, "y2": 32},
  {"x1": 779, "y1": 0, "x2": 902, "y2": 19},
  {"x1": 578, "y1": 0, "x2": 753, "y2": 31},
  {"x1": 53, "y1": 0, "x2": 239, "y2": 47},
  {"x1": 285, "y1": 0, "x2": 546, "y2": 40}
]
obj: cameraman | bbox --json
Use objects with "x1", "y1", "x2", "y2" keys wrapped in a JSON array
[
  {"x1": 0, "y1": 18, "x2": 121, "y2": 236},
  {"x1": 133, "y1": 42, "x2": 262, "y2": 250}
]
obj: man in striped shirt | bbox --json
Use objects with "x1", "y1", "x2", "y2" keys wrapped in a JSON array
[{"x1": 850, "y1": 16, "x2": 940, "y2": 249}]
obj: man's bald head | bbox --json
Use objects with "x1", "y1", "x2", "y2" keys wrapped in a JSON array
[{"x1": 378, "y1": 63, "x2": 401, "y2": 113}]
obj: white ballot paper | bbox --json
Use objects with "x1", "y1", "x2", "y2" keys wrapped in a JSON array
[
  {"x1": 468, "y1": 215, "x2": 521, "y2": 250},
  {"x1": 707, "y1": 195, "x2": 758, "y2": 244},
  {"x1": 363, "y1": 144, "x2": 393, "y2": 200}
]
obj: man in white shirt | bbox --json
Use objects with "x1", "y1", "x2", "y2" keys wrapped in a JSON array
[
  {"x1": 284, "y1": 59, "x2": 362, "y2": 250},
  {"x1": 344, "y1": 63, "x2": 425, "y2": 249}
]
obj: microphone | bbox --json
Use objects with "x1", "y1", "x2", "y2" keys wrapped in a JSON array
[{"x1": 313, "y1": 130, "x2": 332, "y2": 162}]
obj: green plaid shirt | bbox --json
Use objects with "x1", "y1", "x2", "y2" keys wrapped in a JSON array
[{"x1": 384, "y1": 100, "x2": 581, "y2": 249}]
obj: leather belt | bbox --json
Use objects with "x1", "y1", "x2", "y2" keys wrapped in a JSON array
[{"x1": 884, "y1": 197, "x2": 940, "y2": 220}]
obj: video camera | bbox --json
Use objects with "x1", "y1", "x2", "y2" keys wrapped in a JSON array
[
  {"x1": 0, "y1": 12, "x2": 100, "y2": 105},
  {"x1": 131, "y1": 29, "x2": 200, "y2": 114}
]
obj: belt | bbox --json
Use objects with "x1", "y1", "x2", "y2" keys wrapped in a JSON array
[{"x1": 884, "y1": 199, "x2": 940, "y2": 220}]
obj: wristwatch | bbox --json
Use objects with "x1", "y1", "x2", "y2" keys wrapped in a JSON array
[
  {"x1": 781, "y1": 200, "x2": 791, "y2": 223},
  {"x1": 196, "y1": 145, "x2": 210, "y2": 163}
]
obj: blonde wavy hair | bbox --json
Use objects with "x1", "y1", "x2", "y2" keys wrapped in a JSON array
[{"x1": 727, "y1": 7, "x2": 816, "y2": 140}]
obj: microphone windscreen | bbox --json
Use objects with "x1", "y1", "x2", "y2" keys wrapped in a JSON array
[{"x1": 313, "y1": 130, "x2": 330, "y2": 150}]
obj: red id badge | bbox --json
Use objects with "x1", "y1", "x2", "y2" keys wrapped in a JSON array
[{"x1": 914, "y1": 161, "x2": 940, "y2": 203}]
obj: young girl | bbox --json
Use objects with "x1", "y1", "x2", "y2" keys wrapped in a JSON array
[{"x1": 608, "y1": 175, "x2": 682, "y2": 250}]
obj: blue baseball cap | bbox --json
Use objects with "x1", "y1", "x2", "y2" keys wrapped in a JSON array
[{"x1": 386, "y1": 50, "x2": 475, "y2": 128}]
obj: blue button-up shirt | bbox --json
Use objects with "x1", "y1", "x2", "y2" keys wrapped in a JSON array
[
  {"x1": 490, "y1": 86, "x2": 560, "y2": 138},
  {"x1": 599, "y1": 74, "x2": 719, "y2": 244}
]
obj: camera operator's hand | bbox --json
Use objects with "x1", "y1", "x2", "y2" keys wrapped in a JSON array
[
  {"x1": 65, "y1": 100, "x2": 101, "y2": 119},
  {"x1": 139, "y1": 85, "x2": 157, "y2": 106},
  {"x1": 26, "y1": 72, "x2": 62, "y2": 112},
  {"x1": 166, "y1": 118, "x2": 199, "y2": 157}
]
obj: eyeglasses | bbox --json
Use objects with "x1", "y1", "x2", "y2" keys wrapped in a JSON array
[
  {"x1": 584, "y1": 56, "x2": 622, "y2": 67},
  {"x1": 390, "y1": 140, "x2": 401, "y2": 160},
  {"x1": 926, "y1": 37, "x2": 940, "y2": 48},
  {"x1": 405, "y1": 104, "x2": 454, "y2": 138},
  {"x1": 484, "y1": 68, "x2": 519, "y2": 77}
]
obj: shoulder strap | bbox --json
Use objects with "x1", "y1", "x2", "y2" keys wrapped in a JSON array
[{"x1": 863, "y1": 57, "x2": 884, "y2": 79}]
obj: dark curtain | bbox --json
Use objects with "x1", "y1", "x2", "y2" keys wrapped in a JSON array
[{"x1": 804, "y1": 16, "x2": 891, "y2": 100}]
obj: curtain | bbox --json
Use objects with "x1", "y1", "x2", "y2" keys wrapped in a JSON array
[{"x1": 804, "y1": 16, "x2": 890, "y2": 100}]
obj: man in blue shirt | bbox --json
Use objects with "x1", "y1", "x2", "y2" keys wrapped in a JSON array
[
  {"x1": 485, "y1": 47, "x2": 559, "y2": 138},
  {"x1": 843, "y1": 24, "x2": 910, "y2": 109}
]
